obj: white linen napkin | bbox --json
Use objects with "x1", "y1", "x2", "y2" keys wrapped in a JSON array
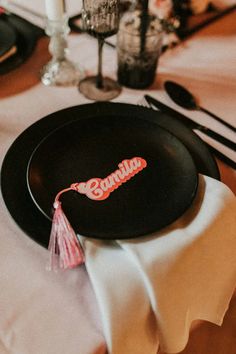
[{"x1": 80, "y1": 175, "x2": 236, "y2": 354}]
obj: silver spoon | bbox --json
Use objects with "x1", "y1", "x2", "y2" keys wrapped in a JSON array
[{"x1": 164, "y1": 81, "x2": 236, "y2": 133}]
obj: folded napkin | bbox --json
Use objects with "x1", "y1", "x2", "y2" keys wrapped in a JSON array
[{"x1": 80, "y1": 175, "x2": 236, "y2": 354}]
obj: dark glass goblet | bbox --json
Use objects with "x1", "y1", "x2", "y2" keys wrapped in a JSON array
[{"x1": 79, "y1": 0, "x2": 121, "y2": 101}]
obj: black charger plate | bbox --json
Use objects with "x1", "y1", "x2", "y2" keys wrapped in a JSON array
[
  {"x1": 1, "y1": 102, "x2": 219, "y2": 247},
  {"x1": 0, "y1": 14, "x2": 43, "y2": 74}
]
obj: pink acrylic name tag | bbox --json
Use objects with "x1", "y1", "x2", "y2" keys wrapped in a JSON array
[
  {"x1": 72, "y1": 157, "x2": 147, "y2": 201},
  {"x1": 48, "y1": 157, "x2": 147, "y2": 271}
]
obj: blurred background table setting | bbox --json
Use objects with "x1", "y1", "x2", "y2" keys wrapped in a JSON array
[{"x1": 0, "y1": 0, "x2": 236, "y2": 353}]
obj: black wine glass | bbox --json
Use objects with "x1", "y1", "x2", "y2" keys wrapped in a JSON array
[{"x1": 79, "y1": 0, "x2": 121, "y2": 101}]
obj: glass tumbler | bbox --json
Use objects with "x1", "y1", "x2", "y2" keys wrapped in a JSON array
[{"x1": 117, "y1": 10, "x2": 163, "y2": 89}]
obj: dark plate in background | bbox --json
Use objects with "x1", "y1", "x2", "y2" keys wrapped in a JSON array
[
  {"x1": 1, "y1": 102, "x2": 219, "y2": 247},
  {"x1": 0, "y1": 14, "x2": 43, "y2": 74}
]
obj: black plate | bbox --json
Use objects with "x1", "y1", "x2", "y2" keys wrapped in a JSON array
[
  {"x1": 27, "y1": 115, "x2": 198, "y2": 239},
  {"x1": 0, "y1": 20, "x2": 16, "y2": 57},
  {"x1": 0, "y1": 14, "x2": 43, "y2": 74},
  {"x1": 1, "y1": 102, "x2": 219, "y2": 246}
]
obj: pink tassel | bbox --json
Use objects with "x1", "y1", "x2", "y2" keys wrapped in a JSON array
[{"x1": 47, "y1": 199, "x2": 85, "y2": 271}]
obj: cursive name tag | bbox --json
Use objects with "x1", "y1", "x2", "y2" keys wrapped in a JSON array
[{"x1": 71, "y1": 157, "x2": 147, "y2": 201}]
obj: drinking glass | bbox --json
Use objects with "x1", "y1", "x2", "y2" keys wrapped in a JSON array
[
  {"x1": 79, "y1": 0, "x2": 121, "y2": 101},
  {"x1": 117, "y1": 8, "x2": 163, "y2": 89}
]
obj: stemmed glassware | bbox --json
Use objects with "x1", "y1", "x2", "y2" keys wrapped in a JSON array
[{"x1": 79, "y1": 0, "x2": 121, "y2": 101}]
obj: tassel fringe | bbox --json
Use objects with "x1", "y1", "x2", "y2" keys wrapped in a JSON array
[{"x1": 47, "y1": 200, "x2": 85, "y2": 271}]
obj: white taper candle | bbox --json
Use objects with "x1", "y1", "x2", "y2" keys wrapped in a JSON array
[{"x1": 45, "y1": 0, "x2": 64, "y2": 21}]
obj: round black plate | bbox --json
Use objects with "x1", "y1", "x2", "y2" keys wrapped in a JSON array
[
  {"x1": 0, "y1": 20, "x2": 16, "y2": 57},
  {"x1": 27, "y1": 115, "x2": 198, "y2": 239},
  {"x1": 0, "y1": 15, "x2": 43, "y2": 75},
  {"x1": 1, "y1": 102, "x2": 219, "y2": 246}
]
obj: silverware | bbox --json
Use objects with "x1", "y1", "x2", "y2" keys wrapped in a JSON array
[
  {"x1": 144, "y1": 95, "x2": 236, "y2": 152},
  {"x1": 143, "y1": 95, "x2": 236, "y2": 170},
  {"x1": 164, "y1": 81, "x2": 236, "y2": 132}
]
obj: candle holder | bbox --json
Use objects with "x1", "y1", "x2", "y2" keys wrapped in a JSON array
[{"x1": 41, "y1": 15, "x2": 83, "y2": 86}]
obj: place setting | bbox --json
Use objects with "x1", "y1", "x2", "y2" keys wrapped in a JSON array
[
  {"x1": 0, "y1": 0, "x2": 235, "y2": 290},
  {"x1": 1, "y1": 102, "x2": 236, "y2": 352},
  {"x1": 0, "y1": 1, "x2": 236, "y2": 354}
]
